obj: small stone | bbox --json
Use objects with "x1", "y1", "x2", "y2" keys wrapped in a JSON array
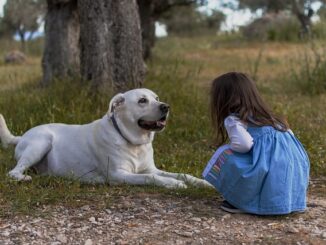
[
  {"x1": 287, "y1": 227, "x2": 299, "y2": 234},
  {"x1": 114, "y1": 218, "x2": 121, "y2": 223},
  {"x1": 57, "y1": 234, "x2": 67, "y2": 243},
  {"x1": 190, "y1": 217, "x2": 202, "y2": 222},
  {"x1": 221, "y1": 214, "x2": 231, "y2": 220},
  {"x1": 155, "y1": 220, "x2": 164, "y2": 225},
  {"x1": 151, "y1": 214, "x2": 162, "y2": 218},
  {"x1": 84, "y1": 239, "x2": 93, "y2": 245},
  {"x1": 116, "y1": 240, "x2": 129, "y2": 245},
  {"x1": 81, "y1": 205, "x2": 90, "y2": 211},
  {"x1": 182, "y1": 231, "x2": 193, "y2": 237},
  {"x1": 175, "y1": 230, "x2": 193, "y2": 237},
  {"x1": 89, "y1": 217, "x2": 97, "y2": 224},
  {"x1": 321, "y1": 232, "x2": 326, "y2": 239}
]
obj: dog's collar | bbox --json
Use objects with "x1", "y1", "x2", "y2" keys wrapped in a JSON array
[{"x1": 110, "y1": 114, "x2": 131, "y2": 144}]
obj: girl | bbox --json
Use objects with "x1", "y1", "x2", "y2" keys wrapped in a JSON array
[{"x1": 203, "y1": 72, "x2": 309, "y2": 215}]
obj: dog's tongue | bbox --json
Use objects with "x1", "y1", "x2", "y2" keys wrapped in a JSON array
[
  {"x1": 142, "y1": 119, "x2": 166, "y2": 126},
  {"x1": 157, "y1": 120, "x2": 166, "y2": 127},
  {"x1": 139, "y1": 118, "x2": 167, "y2": 130}
]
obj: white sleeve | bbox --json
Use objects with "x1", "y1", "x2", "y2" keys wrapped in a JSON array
[{"x1": 224, "y1": 115, "x2": 254, "y2": 153}]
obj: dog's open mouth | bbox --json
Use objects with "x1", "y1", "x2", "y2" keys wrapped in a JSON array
[{"x1": 138, "y1": 116, "x2": 167, "y2": 131}]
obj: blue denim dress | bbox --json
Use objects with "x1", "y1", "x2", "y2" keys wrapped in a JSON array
[{"x1": 203, "y1": 126, "x2": 310, "y2": 215}]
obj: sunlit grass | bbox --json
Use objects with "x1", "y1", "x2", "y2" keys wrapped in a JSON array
[{"x1": 0, "y1": 36, "x2": 325, "y2": 216}]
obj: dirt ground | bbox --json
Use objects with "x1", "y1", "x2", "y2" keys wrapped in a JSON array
[{"x1": 0, "y1": 181, "x2": 325, "y2": 245}]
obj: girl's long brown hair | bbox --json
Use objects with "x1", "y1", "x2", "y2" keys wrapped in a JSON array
[{"x1": 210, "y1": 72, "x2": 289, "y2": 147}]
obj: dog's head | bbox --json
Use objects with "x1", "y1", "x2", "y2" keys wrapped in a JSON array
[{"x1": 108, "y1": 89, "x2": 169, "y2": 144}]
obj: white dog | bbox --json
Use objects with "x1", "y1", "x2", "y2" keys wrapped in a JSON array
[{"x1": 0, "y1": 88, "x2": 210, "y2": 189}]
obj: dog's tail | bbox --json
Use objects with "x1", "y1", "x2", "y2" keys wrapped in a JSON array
[{"x1": 0, "y1": 114, "x2": 21, "y2": 148}]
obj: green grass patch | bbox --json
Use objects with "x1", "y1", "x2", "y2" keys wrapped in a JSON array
[{"x1": 0, "y1": 36, "x2": 325, "y2": 217}]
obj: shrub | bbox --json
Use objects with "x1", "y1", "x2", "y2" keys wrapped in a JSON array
[
  {"x1": 290, "y1": 44, "x2": 326, "y2": 95},
  {"x1": 311, "y1": 20, "x2": 326, "y2": 40},
  {"x1": 242, "y1": 12, "x2": 301, "y2": 42}
]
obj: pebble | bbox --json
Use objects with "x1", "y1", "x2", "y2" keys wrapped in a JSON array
[
  {"x1": 189, "y1": 217, "x2": 202, "y2": 222},
  {"x1": 175, "y1": 230, "x2": 193, "y2": 237},
  {"x1": 221, "y1": 214, "x2": 231, "y2": 220},
  {"x1": 0, "y1": 194, "x2": 325, "y2": 244},
  {"x1": 88, "y1": 217, "x2": 96, "y2": 224},
  {"x1": 56, "y1": 234, "x2": 67, "y2": 243},
  {"x1": 84, "y1": 239, "x2": 93, "y2": 245},
  {"x1": 81, "y1": 205, "x2": 90, "y2": 211},
  {"x1": 287, "y1": 227, "x2": 299, "y2": 234}
]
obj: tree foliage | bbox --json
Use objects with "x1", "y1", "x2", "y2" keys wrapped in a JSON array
[
  {"x1": 237, "y1": 0, "x2": 322, "y2": 38},
  {"x1": 137, "y1": 0, "x2": 208, "y2": 59},
  {"x1": 238, "y1": 0, "x2": 291, "y2": 13},
  {"x1": 318, "y1": 2, "x2": 326, "y2": 19},
  {"x1": 2, "y1": 0, "x2": 45, "y2": 49},
  {"x1": 160, "y1": 4, "x2": 225, "y2": 36}
]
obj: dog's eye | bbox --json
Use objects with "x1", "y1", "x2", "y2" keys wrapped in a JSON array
[{"x1": 138, "y1": 98, "x2": 148, "y2": 104}]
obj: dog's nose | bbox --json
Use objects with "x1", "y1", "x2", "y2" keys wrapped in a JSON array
[{"x1": 160, "y1": 103, "x2": 170, "y2": 113}]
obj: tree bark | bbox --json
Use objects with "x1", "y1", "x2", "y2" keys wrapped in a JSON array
[
  {"x1": 137, "y1": 0, "x2": 156, "y2": 60},
  {"x1": 18, "y1": 29, "x2": 26, "y2": 52},
  {"x1": 78, "y1": 0, "x2": 145, "y2": 92},
  {"x1": 42, "y1": 0, "x2": 80, "y2": 86}
]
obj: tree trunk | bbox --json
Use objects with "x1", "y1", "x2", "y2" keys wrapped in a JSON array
[
  {"x1": 291, "y1": 0, "x2": 313, "y2": 39},
  {"x1": 42, "y1": 0, "x2": 80, "y2": 86},
  {"x1": 18, "y1": 29, "x2": 26, "y2": 52},
  {"x1": 78, "y1": 0, "x2": 146, "y2": 92},
  {"x1": 137, "y1": 0, "x2": 156, "y2": 60}
]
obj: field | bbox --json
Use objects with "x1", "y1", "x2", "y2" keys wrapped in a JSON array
[{"x1": 0, "y1": 36, "x2": 326, "y2": 244}]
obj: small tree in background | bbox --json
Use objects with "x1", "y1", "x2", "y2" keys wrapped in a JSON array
[
  {"x1": 160, "y1": 4, "x2": 225, "y2": 36},
  {"x1": 137, "y1": 0, "x2": 208, "y2": 59},
  {"x1": 317, "y1": 1, "x2": 326, "y2": 19},
  {"x1": 205, "y1": 9, "x2": 226, "y2": 31},
  {"x1": 2, "y1": 0, "x2": 45, "y2": 50},
  {"x1": 237, "y1": 0, "x2": 319, "y2": 39}
]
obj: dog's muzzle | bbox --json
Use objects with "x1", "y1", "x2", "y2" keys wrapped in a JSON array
[{"x1": 138, "y1": 103, "x2": 169, "y2": 131}]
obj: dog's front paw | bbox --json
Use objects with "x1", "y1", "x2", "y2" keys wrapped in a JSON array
[
  {"x1": 8, "y1": 171, "x2": 32, "y2": 181},
  {"x1": 175, "y1": 180, "x2": 187, "y2": 189},
  {"x1": 190, "y1": 178, "x2": 214, "y2": 188},
  {"x1": 164, "y1": 179, "x2": 187, "y2": 189}
]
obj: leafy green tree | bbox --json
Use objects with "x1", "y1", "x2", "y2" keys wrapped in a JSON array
[
  {"x1": 137, "y1": 0, "x2": 208, "y2": 59},
  {"x1": 205, "y1": 9, "x2": 226, "y2": 30},
  {"x1": 238, "y1": 0, "x2": 290, "y2": 13},
  {"x1": 237, "y1": 0, "x2": 320, "y2": 37},
  {"x1": 318, "y1": 2, "x2": 326, "y2": 19},
  {"x1": 2, "y1": 0, "x2": 45, "y2": 50},
  {"x1": 160, "y1": 4, "x2": 225, "y2": 36}
]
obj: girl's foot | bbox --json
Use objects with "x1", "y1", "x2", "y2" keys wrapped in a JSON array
[{"x1": 220, "y1": 200, "x2": 246, "y2": 214}]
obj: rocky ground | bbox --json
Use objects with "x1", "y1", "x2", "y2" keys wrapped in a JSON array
[{"x1": 1, "y1": 181, "x2": 325, "y2": 245}]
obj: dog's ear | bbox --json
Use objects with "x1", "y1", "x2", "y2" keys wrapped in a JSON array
[{"x1": 109, "y1": 93, "x2": 125, "y2": 113}]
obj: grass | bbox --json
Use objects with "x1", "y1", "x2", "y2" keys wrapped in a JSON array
[
  {"x1": 0, "y1": 36, "x2": 326, "y2": 217},
  {"x1": 290, "y1": 43, "x2": 326, "y2": 95}
]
